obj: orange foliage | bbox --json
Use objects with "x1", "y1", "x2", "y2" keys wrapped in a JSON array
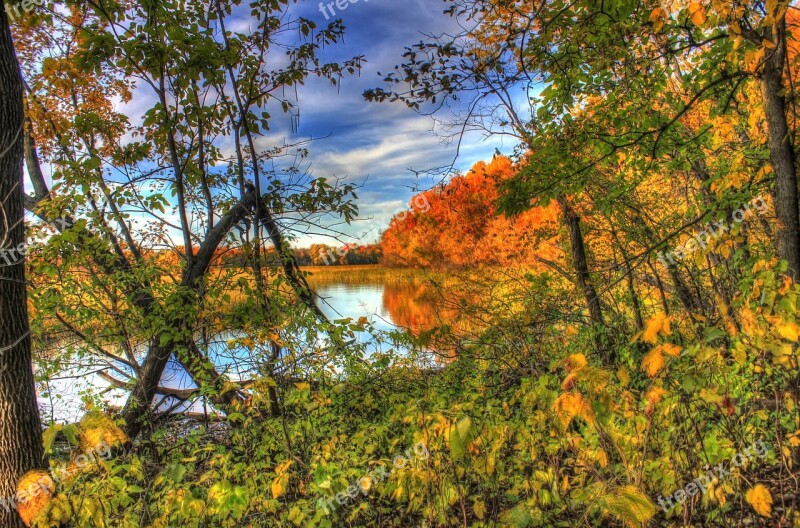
[{"x1": 381, "y1": 156, "x2": 560, "y2": 268}]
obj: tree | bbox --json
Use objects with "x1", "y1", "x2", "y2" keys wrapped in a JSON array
[
  {"x1": 0, "y1": 6, "x2": 44, "y2": 527},
  {"x1": 15, "y1": 0, "x2": 361, "y2": 438}
]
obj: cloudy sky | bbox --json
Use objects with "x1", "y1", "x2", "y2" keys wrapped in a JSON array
[{"x1": 257, "y1": 0, "x2": 511, "y2": 246}]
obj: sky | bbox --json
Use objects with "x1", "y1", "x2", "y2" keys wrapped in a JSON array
[
  {"x1": 24, "y1": 0, "x2": 516, "y2": 248},
  {"x1": 249, "y1": 0, "x2": 510, "y2": 246}
]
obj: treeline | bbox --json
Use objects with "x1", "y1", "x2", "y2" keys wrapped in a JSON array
[
  {"x1": 142, "y1": 244, "x2": 382, "y2": 269},
  {"x1": 381, "y1": 156, "x2": 560, "y2": 268}
]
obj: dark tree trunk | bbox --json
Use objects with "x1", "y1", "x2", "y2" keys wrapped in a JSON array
[
  {"x1": 761, "y1": 15, "x2": 800, "y2": 280},
  {"x1": 557, "y1": 196, "x2": 604, "y2": 327},
  {"x1": 0, "y1": 9, "x2": 45, "y2": 527},
  {"x1": 557, "y1": 196, "x2": 612, "y2": 361}
]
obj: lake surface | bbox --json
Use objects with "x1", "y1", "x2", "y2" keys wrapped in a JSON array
[{"x1": 38, "y1": 269, "x2": 444, "y2": 423}]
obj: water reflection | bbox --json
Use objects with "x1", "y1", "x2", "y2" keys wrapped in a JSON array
[{"x1": 38, "y1": 271, "x2": 449, "y2": 422}]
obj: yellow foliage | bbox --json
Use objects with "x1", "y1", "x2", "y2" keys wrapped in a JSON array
[
  {"x1": 603, "y1": 485, "x2": 657, "y2": 527},
  {"x1": 553, "y1": 392, "x2": 594, "y2": 429},
  {"x1": 655, "y1": 343, "x2": 682, "y2": 358},
  {"x1": 649, "y1": 7, "x2": 667, "y2": 32},
  {"x1": 271, "y1": 461, "x2": 293, "y2": 499},
  {"x1": 688, "y1": 2, "x2": 707, "y2": 25},
  {"x1": 78, "y1": 411, "x2": 127, "y2": 453},
  {"x1": 17, "y1": 470, "x2": 55, "y2": 527},
  {"x1": 641, "y1": 349, "x2": 666, "y2": 378},
  {"x1": 565, "y1": 353, "x2": 587, "y2": 372},
  {"x1": 642, "y1": 313, "x2": 671, "y2": 344},
  {"x1": 745, "y1": 484, "x2": 773, "y2": 517},
  {"x1": 777, "y1": 321, "x2": 799, "y2": 342}
]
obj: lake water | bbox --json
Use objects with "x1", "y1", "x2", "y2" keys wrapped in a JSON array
[{"x1": 37, "y1": 272, "x2": 442, "y2": 423}]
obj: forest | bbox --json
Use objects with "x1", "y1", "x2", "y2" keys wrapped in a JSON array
[{"x1": 0, "y1": 0, "x2": 799, "y2": 527}]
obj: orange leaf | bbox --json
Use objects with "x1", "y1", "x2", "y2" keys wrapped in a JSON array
[
  {"x1": 689, "y1": 2, "x2": 707, "y2": 25},
  {"x1": 745, "y1": 484, "x2": 773, "y2": 517},
  {"x1": 642, "y1": 349, "x2": 666, "y2": 378}
]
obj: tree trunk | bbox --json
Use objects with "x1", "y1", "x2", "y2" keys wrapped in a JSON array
[
  {"x1": 557, "y1": 196, "x2": 612, "y2": 361},
  {"x1": 557, "y1": 196, "x2": 604, "y2": 326},
  {"x1": 0, "y1": 9, "x2": 45, "y2": 527},
  {"x1": 762, "y1": 15, "x2": 800, "y2": 279}
]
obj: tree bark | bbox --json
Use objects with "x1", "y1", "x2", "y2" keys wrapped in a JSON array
[
  {"x1": 557, "y1": 196, "x2": 612, "y2": 361},
  {"x1": 557, "y1": 196, "x2": 604, "y2": 327},
  {"x1": 0, "y1": 9, "x2": 45, "y2": 527},
  {"x1": 761, "y1": 14, "x2": 800, "y2": 279}
]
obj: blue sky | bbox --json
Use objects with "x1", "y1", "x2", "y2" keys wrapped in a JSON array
[
  {"x1": 261, "y1": 0, "x2": 511, "y2": 246},
  {"x1": 94, "y1": 0, "x2": 516, "y2": 248}
]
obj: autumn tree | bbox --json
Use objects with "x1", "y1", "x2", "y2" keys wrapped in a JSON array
[{"x1": 15, "y1": 0, "x2": 361, "y2": 437}]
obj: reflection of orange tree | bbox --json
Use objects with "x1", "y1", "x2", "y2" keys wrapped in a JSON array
[
  {"x1": 383, "y1": 272, "x2": 490, "y2": 344},
  {"x1": 382, "y1": 280, "x2": 444, "y2": 334}
]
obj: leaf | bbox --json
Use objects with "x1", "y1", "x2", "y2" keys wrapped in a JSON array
[
  {"x1": 603, "y1": 486, "x2": 657, "y2": 527},
  {"x1": 42, "y1": 425, "x2": 62, "y2": 455},
  {"x1": 688, "y1": 2, "x2": 707, "y2": 26},
  {"x1": 642, "y1": 313, "x2": 670, "y2": 344},
  {"x1": 271, "y1": 474, "x2": 290, "y2": 499},
  {"x1": 450, "y1": 416, "x2": 474, "y2": 460},
  {"x1": 474, "y1": 500, "x2": 487, "y2": 520},
  {"x1": 565, "y1": 353, "x2": 587, "y2": 372},
  {"x1": 649, "y1": 7, "x2": 667, "y2": 32},
  {"x1": 553, "y1": 392, "x2": 593, "y2": 429},
  {"x1": 655, "y1": 343, "x2": 682, "y2": 358},
  {"x1": 745, "y1": 484, "x2": 773, "y2": 517},
  {"x1": 641, "y1": 349, "x2": 666, "y2": 378},
  {"x1": 777, "y1": 321, "x2": 799, "y2": 341}
]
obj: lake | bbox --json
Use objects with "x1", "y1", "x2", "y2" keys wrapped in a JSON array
[{"x1": 37, "y1": 266, "x2": 447, "y2": 423}]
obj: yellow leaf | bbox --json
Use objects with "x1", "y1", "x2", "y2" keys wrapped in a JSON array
[
  {"x1": 561, "y1": 372, "x2": 579, "y2": 390},
  {"x1": 645, "y1": 387, "x2": 667, "y2": 405},
  {"x1": 642, "y1": 313, "x2": 671, "y2": 343},
  {"x1": 596, "y1": 448, "x2": 608, "y2": 468},
  {"x1": 553, "y1": 392, "x2": 593, "y2": 429},
  {"x1": 656, "y1": 343, "x2": 682, "y2": 358},
  {"x1": 604, "y1": 485, "x2": 657, "y2": 526},
  {"x1": 641, "y1": 349, "x2": 666, "y2": 378},
  {"x1": 565, "y1": 353, "x2": 587, "y2": 372},
  {"x1": 745, "y1": 484, "x2": 773, "y2": 517},
  {"x1": 714, "y1": 484, "x2": 727, "y2": 506},
  {"x1": 275, "y1": 460, "x2": 293, "y2": 475},
  {"x1": 271, "y1": 474, "x2": 289, "y2": 499},
  {"x1": 777, "y1": 321, "x2": 799, "y2": 342},
  {"x1": 649, "y1": 7, "x2": 667, "y2": 32},
  {"x1": 617, "y1": 367, "x2": 630, "y2": 387},
  {"x1": 645, "y1": 386, "x2": 667, "y2": 417},
  {"x1": 474, "y1": 500, "x2": 487, "y2": 520},
  {"x1": 689, "y1": 2, "x2": 707, "y2": 26}
]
